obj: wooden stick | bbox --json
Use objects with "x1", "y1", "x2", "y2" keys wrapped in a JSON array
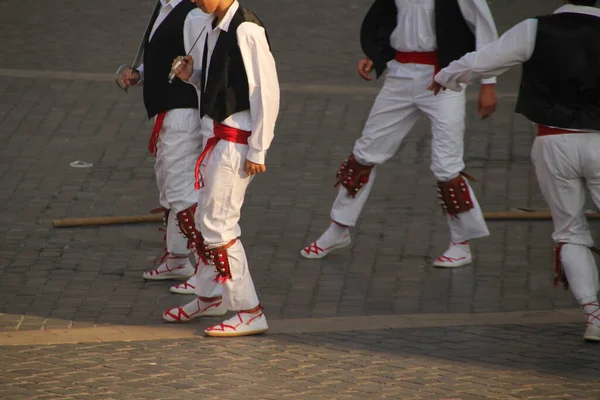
[
  {"x1": 51, "y1": 209, "x2": 600, "y2": 228},
  {"x1": 483, "y1": 211, "x2": 600, "y2": 220},
  {"x1": 52, "y1": 213, "x2": 163, "y2": 228}
]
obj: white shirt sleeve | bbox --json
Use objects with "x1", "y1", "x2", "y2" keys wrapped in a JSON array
[
  {"x1": 237, "y1": 22, "x2": 280, "y2": 165},
  {"x1": 182, "y1": 11, "x2": 209, "y2": 91},
  {"x1": 187, "y1": 67, "x2": 203, "y2": 90},
  {"x1": 136, "y1": 63, "x2": 145, "y2": 84},
  {"x1": 435, "y1": 19, "x2": 537, "y2": 92},
  {"x1": 457, "y1": 0, "x2": 500, "y2": 84}
]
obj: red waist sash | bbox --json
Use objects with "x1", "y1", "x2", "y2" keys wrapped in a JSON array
[
  {"x1": 194, "y1": 121, "x2": 251, "y2": 189},
  {"x1": 395, "y1": 51, "x2": 439, "y2": 74},
  {"x1": 148, "y1": 111, "x2": 167, "y2": 156},
  {"x1": 537, "y1": 125, "x2": 588, "y2": 136}
]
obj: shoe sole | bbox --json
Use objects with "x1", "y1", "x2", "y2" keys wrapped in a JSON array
[
  {"x1": 204, "y1": 328, "x2": 269, "y2": 337},
  {"x1": 300, "y1": 238, "x2": 352, "y2": 259},
  {"x1": 143, "y1": 273, "x2": 195, "y2": 281},
  {"x1": 584, "y1": 336, "x2": 600, "y2": 342},
  {"x1": 169, "y1": 287, "x2": 196, "y2": 295},
  {"x1": 433, "y1": 259, "x2": 472, "y2": 268},
  {"x1": 163, "y1": 311, "x2": 228, "y2": 323}
]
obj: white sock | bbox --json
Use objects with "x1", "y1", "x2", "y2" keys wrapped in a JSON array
[
  {"x1": 442, "y1": 241, "x2": 470, "y2": 257},
  {"x1": 316, "y1": 222, "x2": 350, "y2": 248},
  {"x1": 166, "y1": 253, "x2": 190, "y2": 269}
]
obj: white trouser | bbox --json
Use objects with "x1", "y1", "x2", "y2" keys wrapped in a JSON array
[
  {"x1": 154, "y1": 108, "x2": 203, "y2": 255},
  {"x1": 531, "y1": 133, "x2": 600, "y2": 304},
  {"x1": 331, "y1": 61, "x2": 489, "y2": 242},
  {"x1": 193, "y1": 136, "x2": 259, "y2": 311}
]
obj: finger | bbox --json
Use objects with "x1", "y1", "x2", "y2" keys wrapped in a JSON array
[
  {"x1": 359, "y1": 70, "x2": 372, "y2": 81},
  {"x1": 357, "y1": 61, "x2": 372, "y2": 81},
  {"x1": 480, "y1": 107, "x2": 492, "y2": 120}
]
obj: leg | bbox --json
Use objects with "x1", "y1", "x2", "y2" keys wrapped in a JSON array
[
  {"x1": 532, "y1": 135, "x2": 600, "y2": 341},
  {"x1": 301, "y1": 76, "x2": 421, "y2": 258},
  {"x1": 166, "y1": 140, "x2": 266, "y2": 336},
  {"x1": 144, "y1": 110, "x2": 201, "y2": 280},
  {"x1": 418, "y1": 89, "x2": 489, "y2": 267},
  {"x1": 201, "y1": 141, "x2": 266, "y2": 336}
]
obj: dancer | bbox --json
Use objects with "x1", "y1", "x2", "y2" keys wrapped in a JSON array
[
  {"x1": 163, "y1": 0, "x2": 280, "y2": 337},
  {"x1": 434, "y1": 0, "x2": 600, "y2": 341},
  {"x1": 300, "y1": 0, "x2": 499, "y2": 267},
  {"x1": 119, "y1": 0, "x2": 202, "y2": 281}
]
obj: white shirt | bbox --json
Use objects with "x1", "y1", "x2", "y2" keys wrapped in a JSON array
[
  {"x1": 187, "y1": 1, "x2": 280, "y2": 165},
  {"x1": 390, "y1": 0, "x2": 499, "y2": 84},
  {"x1": 182, "y1": 9, "x2": 210, "y2": 100},
  {"x1": 138, "y1": 0, "x2": 185, "y2": 79},
  {"x1": 435, "y1": 4, "x2": 600, "y2": 92},
  {"x1": 150, "y1": 0, "x2": 184, "y2": 40}
]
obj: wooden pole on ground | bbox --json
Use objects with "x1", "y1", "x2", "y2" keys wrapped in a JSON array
[
  {"x1": 483, "y1": 210, "x2": 600, "y2": 220},
  {"x1": 52, "y1": 213, "x2": 162, "y2": 228},
  {"x1": 51, "y1": 210, "x2": 600, "y2": 228}
]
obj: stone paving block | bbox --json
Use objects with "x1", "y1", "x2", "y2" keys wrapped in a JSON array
[{"x1": 1, "y1": 0, "x2": 599, "y2": 396}]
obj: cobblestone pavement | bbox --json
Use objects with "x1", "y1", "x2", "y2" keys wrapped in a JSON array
[
  {"x1": 2, "y1": 0, "x2": 600, "y2": 398},
  {"x1": 2, "y1": 323, "x2": 600, "y2": 399}
]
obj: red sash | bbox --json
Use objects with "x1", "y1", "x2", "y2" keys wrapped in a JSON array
[
  {"x1": 395, "y1": 51, "x2": 439, "y2": 74},
  {"x1": 537, "y1": 125, "x2": 586, "y2": 136},
  {"x1": 148, "y1": 112, "x2": 167, "y2": 156},
  {"x1": 194, "y1": 121, "x2": 251, "y2": 189}
]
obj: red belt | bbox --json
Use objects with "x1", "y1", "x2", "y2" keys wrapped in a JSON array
[
  {"x1": 537, "y1": 125, "x2": 586, "y2": 136},
  {"x1": 395, "y1": 51, "x2": 439, "y2": 74},
  {"x1": 148, "y1": 111, "x2": 167, "y2": 156},
  {"x1": 194, "y1": 121, "x2": 251, "y2": 189}
]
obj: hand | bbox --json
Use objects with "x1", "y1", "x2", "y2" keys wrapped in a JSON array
[
  {"x1": 171, "y1": 55, "x2": 194, "y2": 81},
  {"x1": 357, "y1": 58, "x2": 374, "y2": 81},
  {"x1": 478, "y1": 83, "x2": 497, "y2": 120},
  {"x1": 429, "y1": 80, "x2": 446, "y2": 95},
  {"x1": 245, "y1": 160, "x2": 266, "y2": 176},
  {"x1": 121, "y1": 68, "x2": 140, "y2": 88}
]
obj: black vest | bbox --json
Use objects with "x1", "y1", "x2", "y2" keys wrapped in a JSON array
[
  {"x1": 515, "y1": 13, "x2": 600, "y2": 130},
  {"x1": 143, "y1": 1, "x2": 199, "y2": 119},
  {"x1": 360, "y1": 0, "x2": 476, "y2": 78},
  {"x1": 200, "y1": 7, "x2": 268, "y2": 123}
]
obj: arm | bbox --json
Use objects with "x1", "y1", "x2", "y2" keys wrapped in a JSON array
[
  {"x1": 435, "y1": 19, "x2": 537, "y2": 92},
  {"x1": 457, "y1": 0, "x2": 499, "y2": 84},
  {"x1": 137, "y1": 64, "x2": 144, "y2": 83},
  {"x1": 186, "y1": 68, "x2": 203, "y2": 89},
  {"x1": 237, "y1": 22, "x2": 280, "y2": 166},
  {"x1": 178, "y1": 11, "x2": 209, "y2": 89},
  {"x1": 359, "y1": 0, "x2": 397, "y2": 79}
]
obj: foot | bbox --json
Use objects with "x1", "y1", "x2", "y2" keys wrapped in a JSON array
[
  {"x1": 143, "y1": 254, "x2": 195, "y2": 281},
  {"x1": 205, "y1": 308, "x2": 268, "y2": 337},
  {"x1": 300, "y1": 222, "x2": 351, "y2": 259},
  {"x1": 583, "y1": 302, "x2": 600, "y2": 342},
  {"x1": 433, "y1": 241, "x2": 472, "y2": 268},
  {"x1": 584, "y1": 324, "x2": 600, "y2": 342},
  {"x1": 170, "y1": 275, "x2": 197, "y2": 295},
  {"x1": 163, "y1": 297, "x2": 227, "y2": 323}
]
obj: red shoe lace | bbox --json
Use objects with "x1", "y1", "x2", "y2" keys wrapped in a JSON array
[
  {"x1": 174, "y1": 281, "x2": 195, "y2": 290},
  {"x1": 303, "y1": 242, "x2": 324, "y2": 255},
  {"x1": 148, "y1": 255, "x2": 189, "y2": 276},
  {"x1": 583, "y1": 302, "x2": 600, "y2": 326},
  {"x1": 436, "y1": 255, "x2": 466, "y2": 263}
]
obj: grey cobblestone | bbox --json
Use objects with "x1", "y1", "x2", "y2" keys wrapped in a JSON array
[
  {"x1": 7, "y1": 325, "x2": 596, "y2": 399},
  {"x1": 0, "y1": 0, "x2": 599, "y2": 396}
]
